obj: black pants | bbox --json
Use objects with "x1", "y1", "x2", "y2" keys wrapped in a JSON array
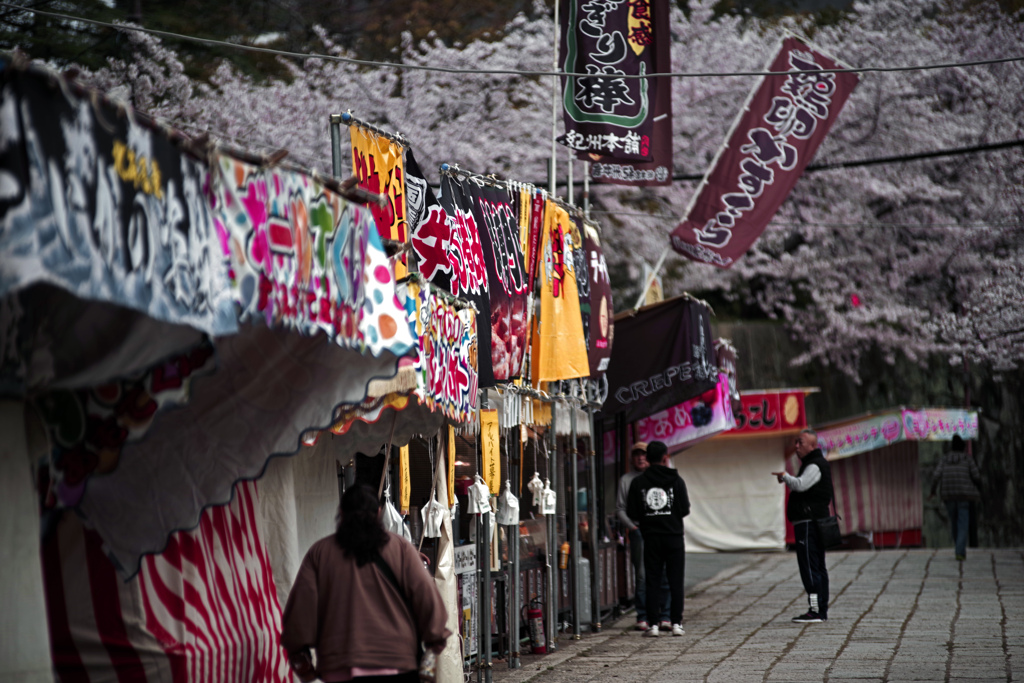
[
  {"x1": 794, "y1": 520, "x2": 829, "y2": 617},
  {"x1": 644, "y1": 533, "x2": 685, "y2": 625}
]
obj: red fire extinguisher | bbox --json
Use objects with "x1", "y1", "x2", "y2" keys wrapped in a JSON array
[{"x1": 523, "y1": 598, "x2": 546, "y2": 654}]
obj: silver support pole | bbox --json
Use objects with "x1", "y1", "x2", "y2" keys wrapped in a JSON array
[
  {"x1": 567, "y1": 154, "x2": 574, "y2": 206},
  {"x1": 569, "y1": 407, "x2": 581, "y2": 639},
  {"x1": 550, "y1": 0, "x2": 560, "y2": 196},
  {"x1": 329, "y1": 114, "x2": 344, "y2": 178},
  {"x1": 481, "y1": 509, "x2": 492, "y2": 683},
  {"x1": 546, "y1": 403, "x2": 558, "y2": 652},
  {"x1": 509, "y1": 439, "x2": 521, "y2": 669},
  {"x1": 582, "y1": 162, "x2": 590, "y2": 219},
  {"x1": 587, "y1": 410, "x2": 601, "y2": 632}
]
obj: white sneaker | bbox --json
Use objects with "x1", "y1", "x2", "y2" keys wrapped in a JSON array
[
  {"x1": 671, "y1": 624, "x2": 685, "y2": 636},
  {"x1": 642, "y1": 625, "x2": 660, "y2": 638}
]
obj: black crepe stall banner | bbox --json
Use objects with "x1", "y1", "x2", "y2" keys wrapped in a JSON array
[
  {"x1": 558, "y1": 0, "x2": 670, "y2": 162},
  {"x1": 597, "y1": 296, "x2": 717, "y2": 425},
  {"x1": 463, "y1": 182, "x2": 529, "y2": 384}
]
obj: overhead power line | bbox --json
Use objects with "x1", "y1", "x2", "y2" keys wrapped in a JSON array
[{"x1": 3, "y1": 2, "x2": 1024, "y2": 79}]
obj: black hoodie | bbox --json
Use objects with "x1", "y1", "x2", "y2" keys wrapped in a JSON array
[{"x1": 626, "y1": 464, "x2": 690, "y2": 536}]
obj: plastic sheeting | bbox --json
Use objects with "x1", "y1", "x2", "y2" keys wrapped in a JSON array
[{"x1": 671, "y1": 437, "x2": 787, "y2": 553}]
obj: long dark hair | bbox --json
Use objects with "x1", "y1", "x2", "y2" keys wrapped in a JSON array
[{"x1": 335, "y1": 484, "x2": 388, "y2": 566}]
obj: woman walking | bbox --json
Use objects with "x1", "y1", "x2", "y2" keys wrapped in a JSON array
[{"x1": 282, "y1": 484, "x2": 450, "y2": 682}]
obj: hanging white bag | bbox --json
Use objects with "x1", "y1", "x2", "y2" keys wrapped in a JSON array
[
  {"x1": 467, "y1": 475, "x2": 491, "y2": 515},
  {"x1": 381, "y1": 486, "x2": 412, "y2": 543},
  {"x1": 527, "y1": 472, "x2": 544, "y2": 508},
  {"x1": 540, "y1": 478, "x2": 557, "y2": 516},
  {"x1": 496, "y1": 480, "x2": 520, "y2": 526}
]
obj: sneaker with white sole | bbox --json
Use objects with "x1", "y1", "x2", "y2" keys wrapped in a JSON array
[
  {"x1": 791, "y1": 611, "x2": 826, "y2": 623},
  {"x1": 642, "y1": 625, "x2": 660, "y2": 637},
  {"x1": 635, "y1": 620, "x2": 649, "y2": 632},
  {"x1": 659, "y1": 620, "x2": 671, "y2": 631},
  {"x1": 671, "y1": 624, "x2": 685, "y2": 636}
]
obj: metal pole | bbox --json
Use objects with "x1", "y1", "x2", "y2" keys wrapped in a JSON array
[
  {"x1": 546, "y1": 403, "x2": 558, "y2": 652},
  {"x1": 569, "y1": 406, "x2": 581, "y2": 639},
  {"x1": 329, "y1": 114, "x2": 344, "y2": 178},
  {"x1": 481, "y1": 508, "x2": 492, "y2": 683},
  {"x1": 567, "y1": 154, "x2": 574, "y2": 205},
  {"x1": 582, "y1": 161, "x2": 590, "y2": 219},
  {"x1": 587, "y1": 410, "x2": 602, "y2": 632},
  {"x1": 509, "y1": 436, "x2": 521, "y2": 669},
  {"x1": 550, "y1": 0, "x2": 560, "y2": 196}
]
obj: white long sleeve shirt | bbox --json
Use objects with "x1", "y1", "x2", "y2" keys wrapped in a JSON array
[{"x1": 782, "y1": 464, "x2": 821, "y2": 492}]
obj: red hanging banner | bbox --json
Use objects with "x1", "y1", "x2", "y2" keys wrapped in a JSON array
[{"x1": 670, "y1": 37, "x2": 859, "y2": 268}]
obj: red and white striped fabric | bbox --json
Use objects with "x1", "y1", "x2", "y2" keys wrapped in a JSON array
[
  {"x1": 831, "y1": 441, "x2": 922, "y2": 538},
  {"x1": 43, "y1": 481, "x2": 291, "y2": 682}
]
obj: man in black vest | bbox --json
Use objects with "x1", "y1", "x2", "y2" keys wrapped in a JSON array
[{"x1": 773, "y1": 428, "x2": 834, "y2": 623}]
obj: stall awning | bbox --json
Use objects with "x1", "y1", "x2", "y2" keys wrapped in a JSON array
[
  {"x1": 597, "y1": 295, "x2": 718, "y2": 425},
  {"x1": 816, "y1": 406, "x2": 979, "y2": 460}
]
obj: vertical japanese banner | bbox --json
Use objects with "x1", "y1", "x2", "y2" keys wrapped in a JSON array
[
  {"x1": 350, "y1": 126, "x2": 408, "y2": 276},
  {"x1": 670, "y1": 37, "x2": 859, "y2": 267},
  {"x1": 464, "y1": 183, "x2": 530, "y2": 383},
  {"x1": 448, "y1": 425, "x2": 457, "y2": 507},
  {"x1": 559, "y1": 0, "x2": 667, "y2": 162},
  {"x1": 583, "y1": 221, "x2": 614, "y2": 379},
  {"x1": 400, "y1": 444, "x2": 411, "y2": 514},
  {"x1": 531, "y1": 201, "x2": 590, "y2": 383},
  {"x1": 585, "y1": 0, "x2": 673, "y2": 186},
  {"x1": 480, "y1": 409, "x2": 501, "y2": 495}
]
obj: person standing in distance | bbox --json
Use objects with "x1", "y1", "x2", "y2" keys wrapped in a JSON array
[
  {"x1": 616, "y1": 442, "x2": 670, "y2": 632},
  {"x1": 627, "y1": 440, "x2": 690, "y2": 638},
  {"x1": 773, "y1": 428, "x2": 834, "y2": 623},
  {"x1": 930, "y1": 434, "x2": 981, "y2": 561}
]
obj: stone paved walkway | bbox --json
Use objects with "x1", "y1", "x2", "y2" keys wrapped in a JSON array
[{"x1": 491, "y1": 549, "x2": 1023, "y2": 683}]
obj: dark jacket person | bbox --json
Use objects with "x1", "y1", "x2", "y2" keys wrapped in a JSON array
[
  {"x1": 773, "y1": 428, "x2": 834, "y2": 623},
  {"x1": 626, "y1": 440, "x2": 690, "y2": 637}
]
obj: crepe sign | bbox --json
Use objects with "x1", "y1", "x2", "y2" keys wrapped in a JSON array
[
  {"x1": 583, "y1": 221, "x2": 614, "y2": 379},
  {"x1": 726, "y1": 390, "x2": 807, "y2": 436},
  {"x1": 584, "y1": 0, "x2": 672, "y2": 186},
  {"x1": 817, "y1": 408, "x2": 980, "y2": 460},
  {"x1": 597, "y1": 297, "x2": 717, "y2": 424},
  {"x1": 349, "y1": 126, "x2": 407, "y2": 246},
  {"x1": 531, "y1": 201, "x2": 590, "y2": 383},
  {"x1": 462, "y1": 182, "x2": 529, "y2": 384},
  {"x1": 635, "y1": 373, "x2": 734, "y2": 450},
  {"x1": 0, "y1": 66, "x2": 236, "y2": 337},
  {"x1": 559, "y1": 0, "x2": 669, "y2": 162},
  {"x1": 210, "y1": 155, "x2": 414, "y2": 358},
  {"x1": 670, "y1": 37, "x2": 859, "y2": 267}
]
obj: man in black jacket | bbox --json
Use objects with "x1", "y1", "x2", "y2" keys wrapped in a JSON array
[
  {"x1": 773, "y1": 428, "x2": 834, "y2": 623},
  {"x1": 627, "y1": 440, "x2": 690, "y2": 637}
]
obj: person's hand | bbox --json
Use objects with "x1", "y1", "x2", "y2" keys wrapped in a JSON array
[
  {"x1": 290, "y1": 650, "x2": 317, "y2": 682},
  {"x1": 771, "y1": 471, "x2": 785, "y2": 483}
]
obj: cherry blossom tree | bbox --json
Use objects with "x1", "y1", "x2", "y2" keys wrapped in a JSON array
[{"x1": 72, "y1": 0, "x2": 1024, "y2": 380}]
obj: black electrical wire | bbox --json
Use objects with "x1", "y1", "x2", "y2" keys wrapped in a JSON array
[{"x1": 3, "y1": 2, "x2": 1024, "y2": 80}]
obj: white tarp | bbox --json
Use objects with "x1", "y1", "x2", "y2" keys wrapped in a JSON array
[{"x1": 671, "y1": 436, "x2": 787, "y2": 552}]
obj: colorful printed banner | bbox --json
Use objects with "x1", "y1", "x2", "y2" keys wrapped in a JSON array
[
  {"x1": 582, "y1": 220, "x2": 614, "y2": 379},
  {"x1": 423, "y1": 295, "x2": 480, "y2": 423},
  {"x1": 0, "y1": 68, "x2": 237, "y2": 337},
  {"x1": 464, "y1": 182, "x2": 530, "y2": 384},
  {"x1": 210, "y1": 155, "x2": 414, "y2": 358},
  {"x1": 481, "y1": 409, "x2": 501, "y2": 495},
  {"x1": 817, "y1": 408, "x2": 979, "y2": 460},
  {"x1": 558, "y1": 0, "x2": 670, "y2": 161},
  {"x1": 349, "y1": 126, "x2": 407, "y2": 245},
  {"x1": 531, "y1": 201, "x2": 590, "y2": 384},
  {"x1": 635, "y1": 373, "x2": 734, "y2": 450},
  {"x1": 670, "y1": 37, "x2": 859, "y2": 267},
  {"x1": 722, "y1": 389, "x2": 808, "y2": 437}
]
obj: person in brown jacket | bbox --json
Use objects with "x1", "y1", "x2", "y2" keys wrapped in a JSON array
[
  {"x1": 281, "y1": 484, "x2": 451, "y2": 683},
  {"x1": 930, "y1": 435, "x2": 982, "y2": 561}
]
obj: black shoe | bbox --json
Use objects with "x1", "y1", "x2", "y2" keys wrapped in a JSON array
[{"x1": 792, "y1": 611, "x2": 826, "y2": 623}]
